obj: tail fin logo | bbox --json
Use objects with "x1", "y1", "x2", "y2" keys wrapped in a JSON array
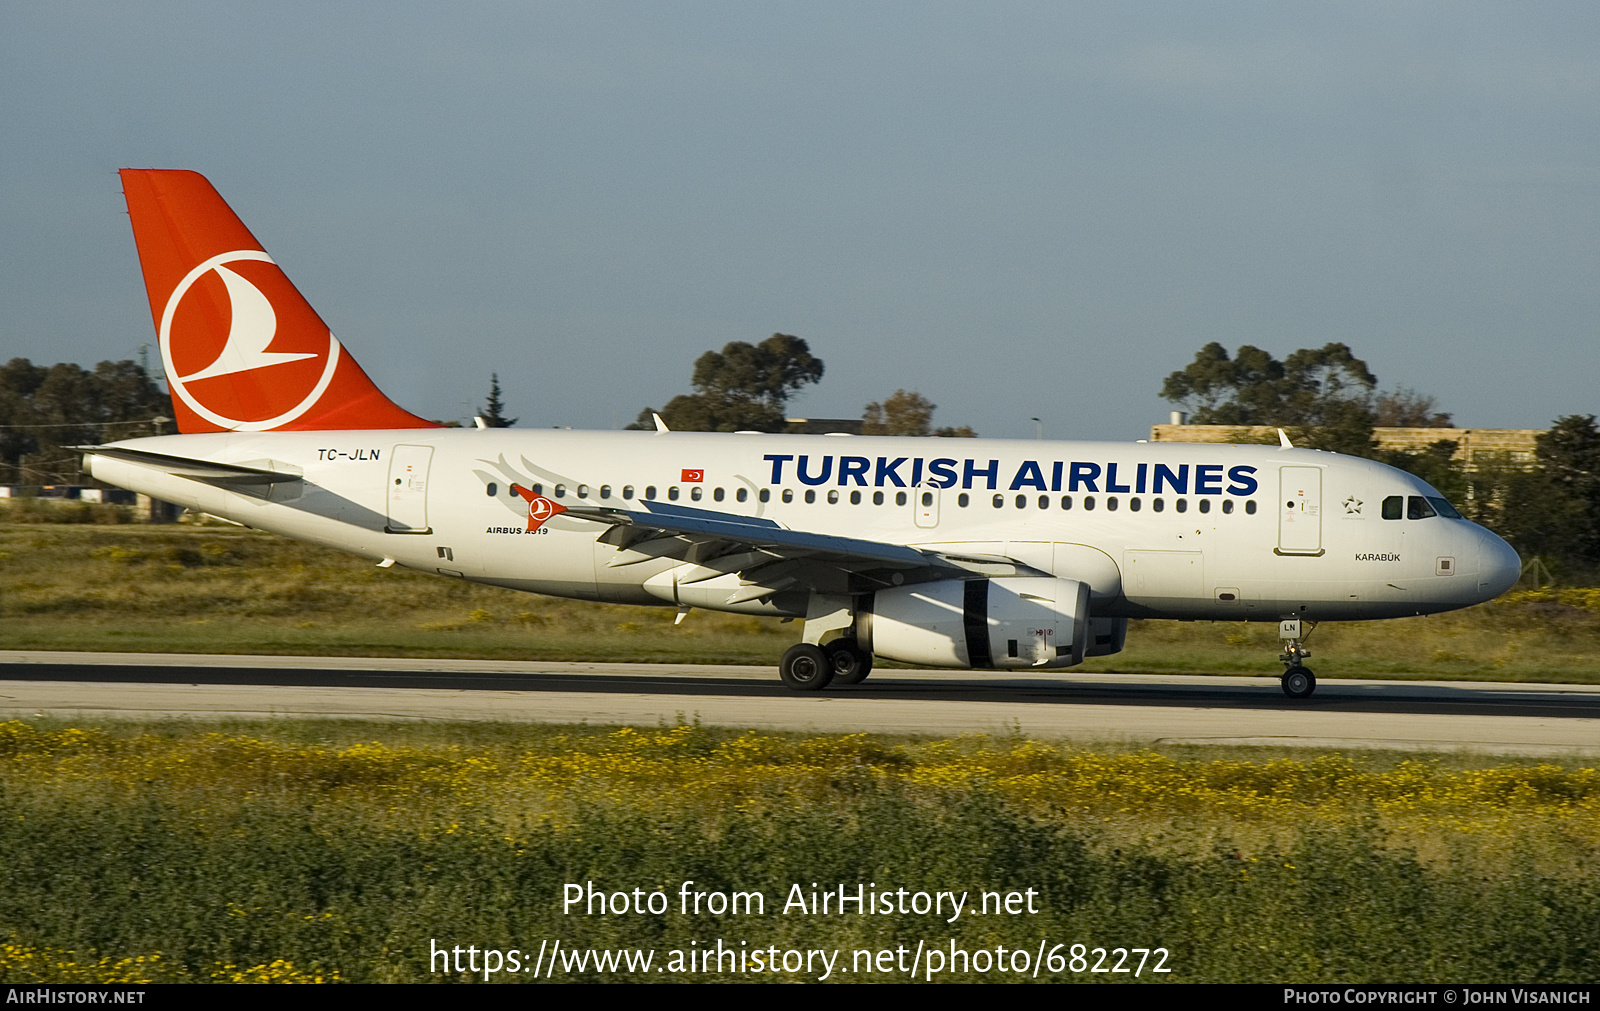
[{"x1": 159, "y1": 250, "x2": 343, "y2": 431}]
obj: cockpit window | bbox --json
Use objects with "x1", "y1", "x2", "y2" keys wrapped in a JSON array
[
  {"x1": 1407, "y1": 495, "x2": 1437, "y2": 520},
  {"x1": 1382, "y1": 496, "x2": 1403, "y2": 520},
  {"x1": 1427, "y1": 496, "x2": 1462, "y2": 519}
]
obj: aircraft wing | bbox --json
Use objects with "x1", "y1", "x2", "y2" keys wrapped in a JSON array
[
  {"x1": 565, "y1": 500, "x2": 931, "y2": 566},
  {"x1": 560, "y1": 500, "x2": 1027, "y2": 595}
]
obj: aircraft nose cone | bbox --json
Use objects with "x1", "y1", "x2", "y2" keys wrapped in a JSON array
[{"x1": 1477, "y1": 529, "x2": 1521, "y2": 600}]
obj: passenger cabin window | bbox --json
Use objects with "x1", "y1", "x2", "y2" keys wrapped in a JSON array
[
  {"x1": 782, "y1": 489, "x2": 793, "y2": 503},
  {"x1": 1130, "y1": 497, "x2": 1141, "y2": 512},
  {"x1": 850, "y1": 490, "x2": 862, "y2": 505},
  {"x1": 691, "y1": 486, "x2": 703, "y2": 501},
  {"x1": 554, "y1": 484, "x2": 566, "y2": 498},
  {"x1": 1061, "y1": 496, "x2": 1072, "y2": 510},
  {"x1": 713, "y1": 487, "x2": 725, "y2": 502},
  {"x1": 1198, "y1": 499, "x2": 1210, "y2": 514},
  {"x1": 1408, "y1": 496, "x2": 1436, "y2": 520},
  {"x1": 1175, "y1": 499, "x2": 1187, "y2": 513},
  {"x1": 736, "y1": 488, "x2": 748, "y2": 502},
  {"x1": 993, "y1": 495, "x2": 1004, "y2": 509},
  {"x1": 1382, "y1": 495, "x2": 1403, "y2": 520},
  {"x1": 1222, "y1": 500, "x2": 1233, "y2": 514},
  {"x1": 873, "y1": 491, "x2": 884, "y2": 505},
  {"x1": 644, "y1": 486, "x2": 656, "y2": 500},
  {"x1": 1084, "y1": 496, "x2": 1096, "y2": 511},
  {"x1": 485, "y1": 483, "x2": 497, "y2": 497},
  {"x1": 805, "y1": 490, "x2": 816, "y2": 504},
  {"x1": 668, "y1": 487, "x2": 680, "y2": 501},
  {"x1": 958, "y1": 493, "x2": 970, "y2": 508},
  {"x1": 1245, "y1": 500, "x2": 1257, "y2": 514},
  {"x1": 577, "y1": 485, "x2": 588, "y2": 498},
  {"x1": 623, "y1": 485, "x2": 634, "y2": 499},
  {"x1": 759, "y1": 489, "x2": 770, "y2": 503},
  {"x1": 828, "y1": 490, "x2": 840, "y2": 504},
  {"x1": 600, "y1": 485, "x2": 611, "y2": 499},
  {"x1": 1153, "y1": 498, "x2": 1164, "y2": 512}
]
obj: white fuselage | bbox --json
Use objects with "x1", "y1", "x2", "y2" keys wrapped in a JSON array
[{"x1": 88, "y1": 429, "x2": 1521, "y2": 625}]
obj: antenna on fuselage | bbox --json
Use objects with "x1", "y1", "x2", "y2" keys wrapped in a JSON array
[
  {"x1": 653, "y1": 413, "x2": 671, "y2": 434},
  {"x1": 1277, "y1": 428, "x2": 1294, "y2": 449}
]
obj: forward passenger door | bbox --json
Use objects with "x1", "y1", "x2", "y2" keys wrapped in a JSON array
[{"x1": 1277, "y1": 466, "x2": 1322, "y2": 555}]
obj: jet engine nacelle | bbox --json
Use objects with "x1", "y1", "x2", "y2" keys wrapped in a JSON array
[
  {"x1": 861, "y1": 576, "x2": 1090, "y2": 669},
  {"x1": 1086, "y1": 616, "x2": 1128, "y2": 658}
]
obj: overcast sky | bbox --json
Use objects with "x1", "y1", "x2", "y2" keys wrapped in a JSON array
[{"x1": 3, "y1": 3, "x2": 1597, "y2": 440}]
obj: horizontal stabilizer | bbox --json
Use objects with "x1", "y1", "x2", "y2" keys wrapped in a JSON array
[{"x1": 72, "y1": 445, "x2": 302, "y2": 485}]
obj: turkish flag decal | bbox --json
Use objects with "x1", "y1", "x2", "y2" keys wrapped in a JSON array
[{"x1": 681, "y1": 469, "x2": 704, "y2": 483}]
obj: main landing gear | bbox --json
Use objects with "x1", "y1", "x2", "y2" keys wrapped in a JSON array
[
  {"x1": 1278, "y1": 618, "x2": 1318, "y2": 699},
  {"x1": 825, "y1": 639, "x2": 873, "y2": 685},
  {"x1": 779, "y1": 643, "x2": 832, "y2": 690},
  {"x1": 778, "y1": 639, "x2": 873, "y2": 691},
  {"x1": 779, "y1": 593, "x2": 872, "y2": 691}
]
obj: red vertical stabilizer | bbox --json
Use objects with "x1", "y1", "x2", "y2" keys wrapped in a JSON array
[{"x1": 119, "y1": 169, "x2": 440, "y2": 433}]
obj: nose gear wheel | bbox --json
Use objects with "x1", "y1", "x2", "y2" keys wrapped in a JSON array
[{"x1": 1281, "y1": 665, "x2": 1316, "y2": 699}]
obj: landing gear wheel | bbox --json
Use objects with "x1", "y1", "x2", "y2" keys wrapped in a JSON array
[
  {"x1": 1281, "y1": 665, "x2": 1317, "y2": 699},
  {"x1": 779, "y1": 643, "x2": 834, "y2": 691},
  {"x1": 824, "y1": 640, "x2": 873, "y2": 685}
]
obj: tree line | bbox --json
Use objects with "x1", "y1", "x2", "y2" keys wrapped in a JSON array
[
  {"x1": 0, "y1": 358, "x2": 169, "y2": 485},
  {"x1": 623, "y1": 333, "x2": 976, "y2": 437},
  {"x1": 1162, "y1": 342, "x2": 1600, "y2": 579}
]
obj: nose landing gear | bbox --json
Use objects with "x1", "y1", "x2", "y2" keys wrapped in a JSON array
[{"x1": 1278, "y1": 617, "x2": 1318, "y2": 698}]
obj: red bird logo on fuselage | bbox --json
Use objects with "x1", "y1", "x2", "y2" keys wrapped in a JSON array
[{"x1": 510, "y1": 484, "x2": 567, "y2": 532}]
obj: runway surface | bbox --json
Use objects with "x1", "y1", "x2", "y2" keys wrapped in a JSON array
[{"x1": 2, "y1": 650, "x2": 1598, "y2": 757}]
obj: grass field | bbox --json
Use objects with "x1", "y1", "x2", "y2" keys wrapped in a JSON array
[
  {"x1": 4, "y1": 520, "x2": 1600, "y2": 682},
  {"x1": 4, "y1": 519, "x2": 1597, "y2": 983},
  {"x1": 0, "y1": 718, "x2": 1595, "y2": 983}
]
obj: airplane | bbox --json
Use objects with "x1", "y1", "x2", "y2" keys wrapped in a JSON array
[{"x1": 80, "y1": 169, "x2": 1523, "y2": 699}]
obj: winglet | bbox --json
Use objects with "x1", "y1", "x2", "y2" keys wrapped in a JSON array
[
  {"x1": 1278, "y1": 428, "x2": 1294, "y2": 449},
  {"x1": 653, "y1": 413, "x2": 671, "y2": 433}
]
